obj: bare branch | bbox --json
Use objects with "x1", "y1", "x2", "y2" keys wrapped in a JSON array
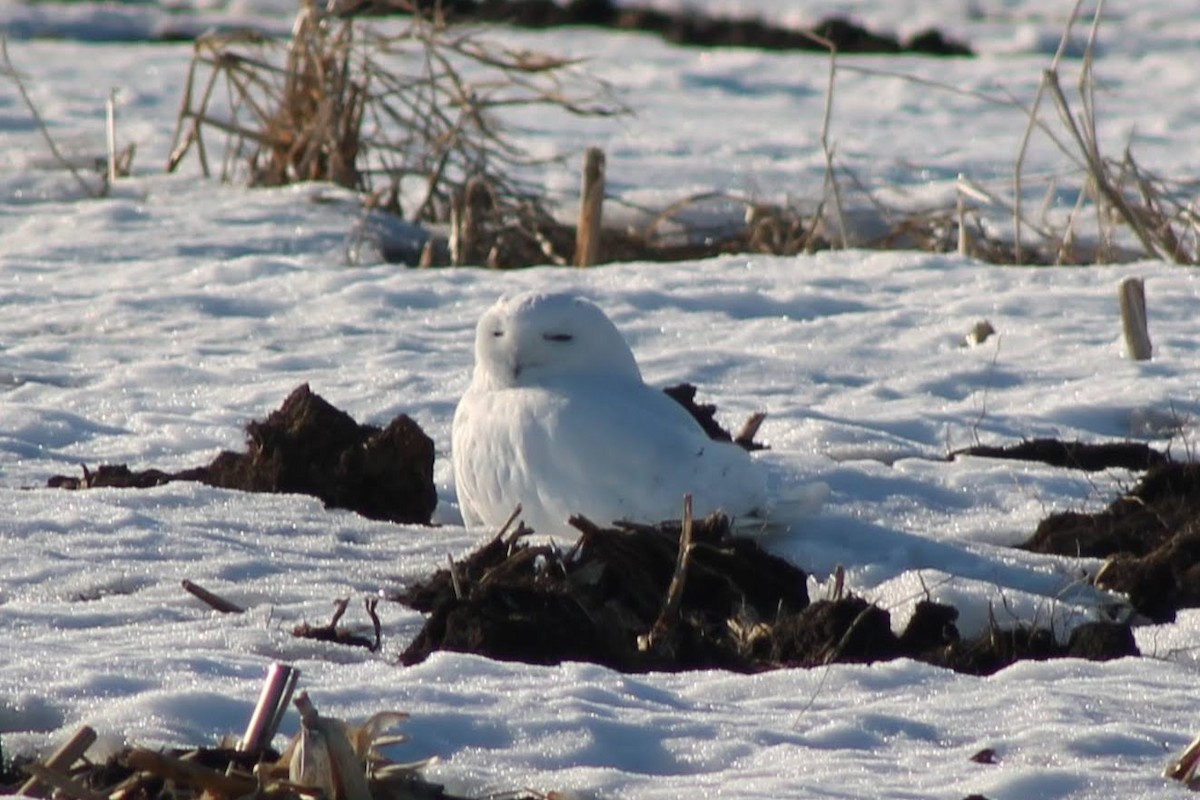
[{"x1": 1, "y1": 37, "x2": 103, "y2": 198}]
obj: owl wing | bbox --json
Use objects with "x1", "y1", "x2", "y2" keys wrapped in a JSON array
[{"x1": 453, "y1": 377, "x2": 767, "y2": 534}]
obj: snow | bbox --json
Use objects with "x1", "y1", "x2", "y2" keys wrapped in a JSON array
[{"x1": 3, "y1": 2, "x2": 1200, "y2": 798}]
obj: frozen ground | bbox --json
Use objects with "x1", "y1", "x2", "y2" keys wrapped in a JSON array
[{"x1": 3, "y1": 2, "x2": 1200, "y2": 798}]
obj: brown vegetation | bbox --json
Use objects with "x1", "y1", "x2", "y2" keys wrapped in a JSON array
[
  {"x1": 1023, "y1": 462, "x2": 1200, "y2": 623},
  {"x1": 394, "y1": 509, "x2": 1137, "y2": 675},
  {"x1": 47, "y1": 384, "x2": 438, "y2": 525},
  {"x1": 383, "y1": 1, "x2": 973, "y2": 57},
  {"x1": 156, "y1": 0, "x2": 1200, "y2": 268},
  {"x1": 6, "y1": 695, "x2": 460, "y2": 800},
  {"x1": 166, "y1": 2, "x2": 622, "y2": 218}
]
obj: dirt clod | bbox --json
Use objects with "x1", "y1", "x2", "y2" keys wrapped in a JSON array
[
  {"x1": 953, "y1": 438, "x2": 1168, "y2": 472},
  {"x1": 1021, "y1": 462, "x2": 1200, "y2": 622},
  {"x1": 46, "y1": 384, "x2": 437, "y2": 525},
  {"x1": 396, "y1": 516, "x2": 1138, "y2": 675}
]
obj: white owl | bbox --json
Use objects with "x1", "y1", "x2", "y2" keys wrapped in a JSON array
[{"x1": 451, "y1": 291, "x2": 770, "y2": 535}]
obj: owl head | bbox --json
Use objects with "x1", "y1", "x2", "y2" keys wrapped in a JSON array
[{"x1": 471, "y1": 291, "x2": 642, "y2": 389}]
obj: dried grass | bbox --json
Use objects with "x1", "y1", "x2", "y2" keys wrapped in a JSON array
[
  {"x1": 800, "y1": 0, "x2": 1200, "y2": 266},
  {"x1": 161, "y1": 0, "x2": 1200, "y2": 268},
  {"x1": 167, "y1": 0, "x2": 624, "y2": 226},
  {"x1": 594, "y1": 0, "x2": 1200, "y2": 268},
  {"x1": 1, "y1": 37, "x2": 113, "y2": 198}
]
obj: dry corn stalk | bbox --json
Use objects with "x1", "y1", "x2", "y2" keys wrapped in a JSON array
[
  {"x1": 167, "y1": 1, "x2": 624, "y2": 226},
  {"x1": 282, "y1": 691, "x2": 416, "y2": 799},
  {"x1": 288, "y1": 692, "x2": 372, "y2": 800}
]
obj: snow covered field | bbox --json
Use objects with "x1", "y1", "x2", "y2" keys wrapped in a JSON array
[{"x1": 4, "y1": 2, "x2": 1200, "y2": 798}]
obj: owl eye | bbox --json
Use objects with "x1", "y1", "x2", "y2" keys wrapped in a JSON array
[
  {"x1": 543, "y1": 333, "x2": 573, "y2": 342},
  {"x1": 491, "y1": 329, "x2": 503, "y2": 338}
]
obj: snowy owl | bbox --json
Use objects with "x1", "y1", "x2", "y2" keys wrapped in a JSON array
[{"x1": 452, "y1": 291, "x2": 770, "y2": 535}]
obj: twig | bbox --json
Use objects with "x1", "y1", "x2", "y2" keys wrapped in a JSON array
[
  {"x1": 1044, "y1": 70, "x2": 1166, "y2": 261},
  {"x1": 1, "y1": 37, "x2": 101, "y2": 198},
  {"x1": 802, "y1": 30, "x2": 848, "y2": 248},
  {"x1": 365, "y1": 597, "x2": 382, "y2": 651},
  {"x1": 831, "y1": 564, "x2": 845, "y2": 600},
  {"x1": 165, "y1": 48, "x2": 199, "y2": 172},
  {"x1": 191, "y1": 57, "x2": 223, "y2": 177},
  {"x1": 1013, "y1": 0, "x2": 1090, "y2": 262},
  {"x1": 124, "y1": 749, "x2": 255, "y2": 797},
  {"x1": 329, "y1": 596, "x2": 351, "y2": 627},
  {"x1": 19, "y1": 764, "x2": 107, "y2": 800},
  {"x1": 292, "y1": 596, "x2": 376, "y2": 650},
  {"x1": 18, "y1": 726, "x2": 97, "y2": 798},
  {"x1": 169, "y1": 3, "x2": 623, "y2": 248},
  {"x1": 447, "y1": 553, "x2": 463, "y2": 600},
  {"x1": 479, "y1": 503, "x2": 527, "y2": 550},
  {"x1": 564, "y1": 513, "x2": 605, "y2": 563},
  {"x1": 639, "y1": 495, "x2": 695, "y2": 651},
  {"x1": 1166, "y1": 731, "x2": 1200, "y2": 785},
  {"x1": 734, "y1": 412, "x2": 766, "y2": 449},
  {"x1": 182, "y1": 579, "x2": 245, "y2": 614},
  {"x1": 639, "y1": 190, "x2": 751, "y2": 242}
]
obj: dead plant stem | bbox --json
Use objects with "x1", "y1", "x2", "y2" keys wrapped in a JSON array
[{"x1": 1, "y1": 37, "x2": 102, "y2": 198}]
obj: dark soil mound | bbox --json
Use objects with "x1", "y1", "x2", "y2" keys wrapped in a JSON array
[
  {"x1": 663, "y1": 383, "x2": 766, "y2": 451},
  {"x1": 41, "y1": 383, "x2": 746, "y2": 524},
  {"x1": 953, "y1": 438, "x2": 1168, "y2": 472},
  {"x1": 397, "y1": 513, "x2": 810, "y2": 672},
  {"x1": 46, "y1": 384, "x2": 437, "y2": 525},
  {"x1": 395, "y1": 515, "x2": 1137, "y2": 675},
  {"x1": 1021, "y1": 462, "x2": 1200, "y2": 622},
  {"x1": 387, "y1": 2, "x2": 974, "y2": 56}
]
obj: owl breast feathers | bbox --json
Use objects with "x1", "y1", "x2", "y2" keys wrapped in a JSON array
[{"x1": 452, "y1": 291, "x2": 768, "y2": 535}]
